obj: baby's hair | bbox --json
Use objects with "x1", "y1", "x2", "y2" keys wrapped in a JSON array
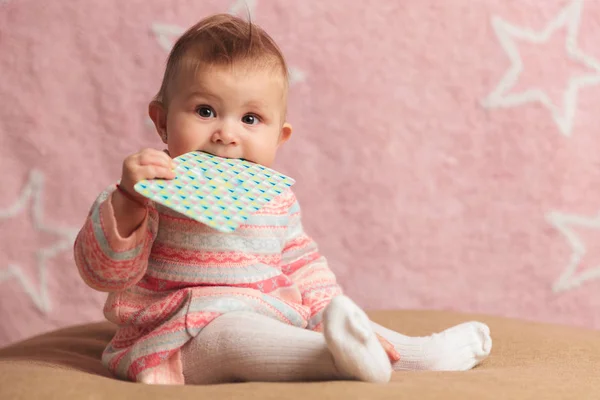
[{"x1": 155, "y1": 13, "x2": 289, "y2": 105}]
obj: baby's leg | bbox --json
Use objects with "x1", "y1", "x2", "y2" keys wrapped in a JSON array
[
  {"x1": 181, "y1": 312, "x2": 340, "y2": 384},
  {"x1": 371, "y1": 320, "x2": 492, "y2": 371},
  {"x1": 181, "y1": 310, "x2": 389, "y2": 384}
]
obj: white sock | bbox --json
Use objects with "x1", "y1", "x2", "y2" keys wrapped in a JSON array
[
  {"x1": 323, "y1": 296, "x2": 392, "y2": 383},
  {"x1": 181, "y1": 311, "x2": 348, "y2": 384},
  {"x1": 371, "y1": 320, "x2": 492, "y2": 371}
]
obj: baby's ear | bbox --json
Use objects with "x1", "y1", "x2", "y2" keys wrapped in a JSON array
[
  {"x1": 148, "y1": 101, "x2": 168, "y2": 143},
  {"x1": 279, "y1": 122, "x2": 293, "y2": 145}
]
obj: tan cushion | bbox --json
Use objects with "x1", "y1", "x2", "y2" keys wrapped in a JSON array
[{"x1": 1, "y1": 310, "x2": 599, "y2": 399}]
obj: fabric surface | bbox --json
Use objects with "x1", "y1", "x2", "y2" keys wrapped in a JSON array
[
  {"x1": 75, "y1": 185, "x2": 341, "y2": 384},
  {"x1": 3, "y1": 0, "x2": 600, "y2": 347},
  {"x1": 1, "y1": 310, "x2": 599, "y2": 399}
]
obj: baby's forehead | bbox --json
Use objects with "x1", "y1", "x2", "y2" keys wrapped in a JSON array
[
  {"x1": 176, "y1": 63, "x2": 288, "y2": 100},
  {"x1": 170, "y1": 63, "x2": 288, "y2": 116},
  {"x1": 178, "y1": 53, "x2": 286, "y2": 83}
]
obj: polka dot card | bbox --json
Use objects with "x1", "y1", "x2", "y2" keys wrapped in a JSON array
[{"x1": 133, "y1": 151, "x2": 296, "y2": 232}]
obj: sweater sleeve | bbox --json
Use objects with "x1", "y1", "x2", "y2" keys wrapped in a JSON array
[
  {"x1": 74, "y1": 185, "x2": 159, "y2": 292},
  {"x1": 280, "y1": 192, "x2": 343, "y2": 331}
]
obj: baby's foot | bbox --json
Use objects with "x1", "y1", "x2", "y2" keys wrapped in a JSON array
[
  {"x1": 323, "y1": 296, "x2": 392, "y2": 383},
  {"x1": 391, "y1": 321, "x2": 492, "y2": 371}
]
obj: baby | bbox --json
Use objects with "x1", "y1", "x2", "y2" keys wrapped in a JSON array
[{"x1": 74, "y1": 13, "x2": 492, "y2": 385}]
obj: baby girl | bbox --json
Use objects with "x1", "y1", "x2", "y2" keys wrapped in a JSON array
[{"x1": 74, "y1": 13, "x2": 492, "y2": 385}]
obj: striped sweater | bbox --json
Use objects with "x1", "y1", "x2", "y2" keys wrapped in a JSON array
[{"x1": 74, "y1": 185, "x2": 343, "y2": 384}]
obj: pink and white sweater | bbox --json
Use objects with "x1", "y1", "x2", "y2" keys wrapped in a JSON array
[{"x1": 74, "y1": 185, "x2": 343, "y2": 384}]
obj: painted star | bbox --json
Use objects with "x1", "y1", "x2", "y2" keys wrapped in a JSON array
[
  {"x1": 482, "y1": 0, "x2": 600, "y2": 137},
  {"x1": 289, "y1": 67, "x2": 306, "y2": 85},
  {"x1": 228, "y1": 0, "x2": 257, "y2": 19},
  {"x1": 546, "y1": 209, "x2": 600, "y2": 293},
  {"x1": 151, "y1": 22, "x2": 184, "y2": 53},
  {"x1": 0, "y1": 170, "x2": 77, "y2": 313}
]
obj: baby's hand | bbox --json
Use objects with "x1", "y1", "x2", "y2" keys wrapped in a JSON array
[
  {"x1": 376, "y1": 333, "x2": 401, "y2": 363},
  {"x1": 118, "y1": 148, "x2": 176, "y2": 205}
]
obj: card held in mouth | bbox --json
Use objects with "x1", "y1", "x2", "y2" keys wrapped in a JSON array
[{"x1": 133, "y1": 151, "x2": 295, "y2": 232}]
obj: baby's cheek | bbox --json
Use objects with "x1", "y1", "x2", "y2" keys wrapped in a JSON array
[{"x1": 258, "y1": 145, "x2": 279, "y2": 167}]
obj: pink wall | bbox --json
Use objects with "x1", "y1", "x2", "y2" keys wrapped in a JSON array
[{"x1": 1, "y1": 0, "x2": 599, "y2": 346}]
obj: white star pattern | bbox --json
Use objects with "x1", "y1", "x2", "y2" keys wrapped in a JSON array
[
  {"x1": 228, "y1": 0, "x2": 256, "y2": 19},
  {"x1": 546, "y1": 210, "x2": 600, "y2": 293},
  {"x1": 481, "y1": 0, "x2": 600, "y2": 137},
  {"x1": 151, "y1": 22, "x2": 183, "y2": 53},
  {"x1": 289, "y1": 67, "x2": 306, "y2": 85},
  {"x1": 0, "y1": 170, "x2": 77, "y2": 313}
]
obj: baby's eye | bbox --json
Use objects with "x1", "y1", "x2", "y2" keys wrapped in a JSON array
[
  {"x1": 196, "y1": 106, "x2": 215, "y2": 118},
  {"x1": 242, "y1": 114, "x2": 260, "y2": 125}
]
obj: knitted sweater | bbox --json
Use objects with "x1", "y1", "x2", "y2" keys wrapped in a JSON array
[{"x1": 74, "y1": 185, "x2": 342, "y2": 384}]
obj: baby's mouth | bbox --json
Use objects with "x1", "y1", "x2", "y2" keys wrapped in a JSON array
[{"x1": 198, "y1": 150, "x2": 246, "y2": 162}]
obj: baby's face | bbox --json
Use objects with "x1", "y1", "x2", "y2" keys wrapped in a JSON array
[{"x1": 163, "y1": 63, "x2": 291, "y2": 167}]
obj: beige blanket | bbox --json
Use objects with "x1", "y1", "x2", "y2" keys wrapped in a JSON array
[{"x1": 1, "y1": 310, "x2": 598, "y2": 399}]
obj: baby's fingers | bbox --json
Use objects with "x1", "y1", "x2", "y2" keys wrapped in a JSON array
[
  {"x1": 138, "y1": 149, "x2": 176, "y2": 169},
  {"x1": 144, "y1": 164, "x2": 176, "y2": 180},
  {"x1": 376, "y1": 334, "x2": 401, "y2": 363}
]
